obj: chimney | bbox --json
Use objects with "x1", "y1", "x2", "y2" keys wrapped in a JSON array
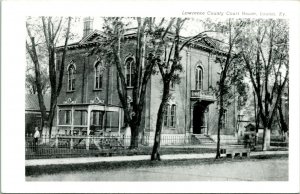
[{"x1": 83, "y1": 17, "x2": 94, "y2": 37}]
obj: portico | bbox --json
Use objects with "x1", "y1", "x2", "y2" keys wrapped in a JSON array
[{"x1": 190, "y1": 89, "x2": 216, "y2": 135}]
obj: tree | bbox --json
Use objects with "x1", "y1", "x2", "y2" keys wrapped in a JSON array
[
  {"x1": 26, "y1": 17, "x2": 72, "y2": 135},
  {"x1": 92, "y1": 17, "x2": 162, "y2": 148},
  {"x1": 149, "y1": 18, "x2": 182, "y2": 160},
  {"x1": 149, "y1": 18, "x2": 216, "y2": 160},
  {"x1": 240, "y1": 19, "x2": 289, "y2": 150},
  {"x1": 214, "y1": 19, "x2": 246, "y2": 159},
  {"x1": 26, "y1": 61, "x2": 50, "y2": 94},
  {"x1": 277, "y1": 81, "x2": 288, "y2": 136}
]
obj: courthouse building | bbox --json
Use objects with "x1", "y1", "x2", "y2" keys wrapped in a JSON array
[{"x1": 54, "y1": 18, "x2": 238, "y2": 144}]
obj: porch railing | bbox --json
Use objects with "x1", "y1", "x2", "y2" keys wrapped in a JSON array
[{"x1": 191, "y1": 90, "x2": 216, "y2": 101}]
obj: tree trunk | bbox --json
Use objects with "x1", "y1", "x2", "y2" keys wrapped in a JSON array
[
  {"x1": 151, "y1": 102, "x2": 165, "y2": 161},
  {"x1": 48, "y1": 105, "x2": 56, "y2": 137},
  {"x1": 129, "y1": 124, "x2": 139, "y2": 149},
  {"x1": 216, "y1": 87, "x2": 224, "y2": 159},
  {"x1": 262, "y1": 127, "x2": 271, "y2": 151},
  {"x1": 278, "y1": 100, "x2": 288, "y2": 134},
  {"x1": 152, "y1": 83, "x2": 170, "y2": 161}
]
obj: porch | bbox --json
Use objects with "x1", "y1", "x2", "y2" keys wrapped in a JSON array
[{"x1": 56, "y1": 103, "x2": 123, "y2": 150}]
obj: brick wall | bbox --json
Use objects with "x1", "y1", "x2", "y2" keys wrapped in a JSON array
[{"x1": 55, "y1": 38, "x2": 237, "y2": 137}]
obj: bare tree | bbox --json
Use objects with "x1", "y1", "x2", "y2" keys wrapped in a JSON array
[
  {"x1": 26, "y1": 17, "x2": 72, "y2": 135},
  {"x1": 92, "y1": 17, "x2": 160, "y2": 148},
  {"x1": 26, "y1": 61, "x2": 50, "y2": 94},
  {"x1": 150, "y1": 18, "x2": 216, "y2": 160}
]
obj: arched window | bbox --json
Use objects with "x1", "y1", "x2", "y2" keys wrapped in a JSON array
[
  {"x1": 170, "y1": 105, "x2": 176, "y2": 127},
  {"x1": 95, "y1": 61, "x2": 103, "y2": 89},
  {"x1": 125, "y1": 57, "x2": 135, "y2": 87},
  {"x1": 67, "y1": 64, "x2": 76, "y2": 91},
  {"x1": 195, "y1": 66, "x2": 203, "y2": 90},
  {"x1": 163, "y1": 105, "x2": 169, "y2": 127}
]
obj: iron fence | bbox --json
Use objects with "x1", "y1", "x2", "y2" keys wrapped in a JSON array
[{"x1": 25, "y1": 133, "x2": 288, "y2": 159}]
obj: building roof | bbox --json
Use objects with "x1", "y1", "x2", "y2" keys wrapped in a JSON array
[
  {"x1": 57, "y1": 28, "x2": 226, "y2": 55},
  {"x1": 25, "y1": 94, "x2": 51, "y2": 111}
]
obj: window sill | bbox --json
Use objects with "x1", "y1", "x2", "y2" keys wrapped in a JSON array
[
  {"x1": 66, "y1": 90, "x2": 75, "y2": 93},
  {"x1": 126, "y1": 87, "x2": 134, "y2": 89}
]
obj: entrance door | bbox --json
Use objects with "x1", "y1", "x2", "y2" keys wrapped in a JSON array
[{"x1": 193, "y1": 104, "x2": 205, "y2": 134}]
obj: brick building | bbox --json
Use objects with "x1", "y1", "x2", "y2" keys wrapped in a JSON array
[{"x1": 54, "y1": 18, "x2": 238, "y2": 144}]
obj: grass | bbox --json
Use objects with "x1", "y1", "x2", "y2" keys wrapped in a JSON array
[{"x1": 26, "y1": 153, "x2": 288, "y2": 177}]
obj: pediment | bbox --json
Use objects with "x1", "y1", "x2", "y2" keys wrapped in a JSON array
[{"x1": 79, "y1": 30, "x2": 107, "y2": 45}]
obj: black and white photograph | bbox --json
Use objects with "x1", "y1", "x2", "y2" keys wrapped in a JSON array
[{"x1": 1, "y1": 0, "x2": 299, "y2": 193}]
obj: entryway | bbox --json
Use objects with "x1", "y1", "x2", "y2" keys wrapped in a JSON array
[{"x1": 193, "y1": 102, "x2": 206, "y2": 134}]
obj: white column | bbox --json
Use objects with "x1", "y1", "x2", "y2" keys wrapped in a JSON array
[
  {"x1": 190, "y1": 105, "x2": 194, "y2": 134},
  {"x1": 118, "y1": 108, "x2": 121, "y2": 137},
  {"x1": 70, "y1": 106, "x2": 74, "y2": 149},
  {"x1": 56, "y1": 106, "x2": 59, "y2": 137},
  {"x1": 86, "y1": 106, "x2": 91, "y2": 150}
]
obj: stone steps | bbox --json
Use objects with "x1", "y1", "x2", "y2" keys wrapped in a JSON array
[{"x1": 191, "y1": 134, "x2": 215, "y2": 144}]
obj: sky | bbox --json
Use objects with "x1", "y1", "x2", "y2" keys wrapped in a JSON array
[{"x1": 68, "y1": 17, "x2": 208, "y2": 44}]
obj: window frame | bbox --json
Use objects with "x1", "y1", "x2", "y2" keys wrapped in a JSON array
[
  {"x1": 91, "y1": 110, "x2": 104, "y2": 127},
  {"x1": 221, "y1": 109, "x2": 227, "y2": 129},
  {"x1": 170, "y1": 104, "x2": 176, "y2": 127},
  {"x1": 67, "y1": 63, "x2": 76, "y2": 92},
  {"x1": 65, "y1": 110, "x2": 72, "y2": 125},
  {"x1": 195, "y1": 66, "x2": 203, "y2": 90},
  {"x1": 94, "y1": 61, "x2": 103, "y2": 90},
  {"x1": 163, "y1": 105, "x2": 169, "y2": 127},
  {"x1": 125, "y1": 57, "x2": 135, "y2": 88}
]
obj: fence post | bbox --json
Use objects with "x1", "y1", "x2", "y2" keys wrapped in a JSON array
[
  {"x1": 86, "y1": 136, "x2": 90, "y2": 150},
  {"x1": 55, "y1": 136, "x2": 58, "y2": 148},
  {"x1": 70, "y1": 137, "x2": 73, "y2": 150}
]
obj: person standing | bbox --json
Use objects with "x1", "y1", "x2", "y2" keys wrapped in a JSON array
[{"x1": 33, "y1": 127, "x2": 40, "y2": 152}]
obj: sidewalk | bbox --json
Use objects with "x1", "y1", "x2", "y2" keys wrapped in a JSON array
[{"x1": 25, "y1": 150, "x2": 288, "y2": 167}]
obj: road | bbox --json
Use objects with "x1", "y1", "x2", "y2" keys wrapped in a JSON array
[{"x1": 27, "y1": 157, "x2": 288, "y2": 181}]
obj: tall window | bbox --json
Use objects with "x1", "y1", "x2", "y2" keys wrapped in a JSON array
[
  {"x1": 67, "y1": 64, "x2": 76, "y2": 91},
  {"x1": 163, "y1": 105, "x2": 169, "y2": 127},
  {"x1": 195, "y1": 66, "x2": 203, "y2": 90},
  {"x1": 92, "y1": 111, "x2": 104, "y2": 127},
  {"x1": 65, "y1": 110, "x2": 71, "y2": 125},
  {"x1": 170, "y1": 105, "x2": 176, "y2": 127},
  {"x1": 221, "y1": 109, "x2": 227, "y2": 129},
  {"x1": 125, "y1": 57, "x2": 135, "y2": 87},
  {"x1": 95, "y1": 62, "x2": 103, "y2": 89},
  {"x1": 163, "y1": 104, "x2": 176, "y2": 128}
]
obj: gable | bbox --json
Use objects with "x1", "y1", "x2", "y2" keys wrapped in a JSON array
[{"x1": 79, "y1": 30, "x2": 107, "y2": 45}]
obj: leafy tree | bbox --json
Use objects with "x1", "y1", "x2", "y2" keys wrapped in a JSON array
[
  {"x1": 214, "y1": 19, "x2": 247, "y2": 159},
  {"x1": 26, "y1": 17, "x2": 72, "y2": 135},
  {"x1": 239, "y1": 19, "x2": 289, "y2": 150}
]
